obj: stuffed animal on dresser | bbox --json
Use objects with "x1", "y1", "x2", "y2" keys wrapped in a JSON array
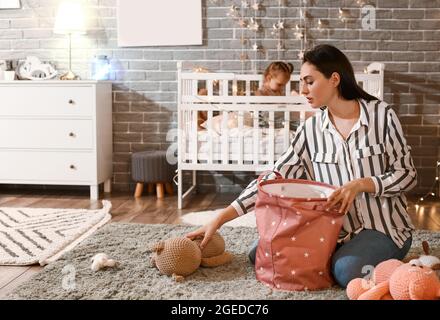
[{"x1": 149, "y1": 232, "x2": 233, "y2": 282}]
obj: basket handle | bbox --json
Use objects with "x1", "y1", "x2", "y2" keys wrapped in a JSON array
[{"x1": 257, "y1": 170, "x2": 282, "y2": 184}]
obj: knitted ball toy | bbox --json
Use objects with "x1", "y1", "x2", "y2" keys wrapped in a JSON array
[{"x1": 149, "y1": 232, "x2": 232, "y2": 282}]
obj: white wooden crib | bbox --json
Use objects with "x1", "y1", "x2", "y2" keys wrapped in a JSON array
[{"x1": 176, "y1": 61, "x2": 385, "y2": 208}]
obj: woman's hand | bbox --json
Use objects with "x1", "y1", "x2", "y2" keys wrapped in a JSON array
[
  {"x1": 326, "y1": 178, "x2": 374, "y2": 214},
  {"x1": 186, "y1": 205, "x2": 240, "y2": 249},
  {"x1": 186, "y1": 219, "x2": 220, "y2": 250},
  {"x1": 326, "y1": 180, "x2": 361, "y2": 214}
]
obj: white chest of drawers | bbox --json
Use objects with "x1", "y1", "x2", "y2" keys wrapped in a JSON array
[{"x1": 0, "y1": 81, "x2": 113, "y2": 200}]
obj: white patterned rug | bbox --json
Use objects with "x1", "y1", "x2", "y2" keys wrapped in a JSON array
[{"x1": 0, "y1": 200, "x2": 112, "y2": 266}]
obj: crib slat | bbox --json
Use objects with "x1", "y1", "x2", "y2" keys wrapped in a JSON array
[
  {"x1": 253, "y1": 110, "x2": 259, "y2": 166},
  {"x1": 285, "y1": 81, "x2": 291, "y2": 96},
  {"x1": 238, "y1": 110, "x2": 244, "y2": 165},
  {"x1": 284, "y1": 111, "x2": 290, "y2": 151},
  {"x1": 222, "y1": 79, "x2": 228, "y2": 96},
  {"x1": 178, "y1": 72, "x2": 183, "y2": 165},
  {"x1": 268, "y1": 111, "x2": 275, "y2": 165},
  {"x1": 207, "y1": 110, "x2": 213, "y2": 164},
  {"x1": 207, "y1": 79, "x2": 213, "y2": 96},
  {"x1": 191, "y1": 110, "x2": 198, "y2": 164},
  {"x1": 246, "y1": 80, "x2": 251, "y2": 96},
  {"x1": 300, "y1": 111, "x2": 306, "y2": 124},
  {"x1": 232, "y1": 80, "x2": 238, "y2": 96},
  {"x1": 192, "y1": 79, "x2": 198, "y2": 96},
  {"x1": 221, "y1": 111, "x2": 229, "y2": 164},
  {"x1": 183, "y1": 109, "x2": 188, "y2": 162}
]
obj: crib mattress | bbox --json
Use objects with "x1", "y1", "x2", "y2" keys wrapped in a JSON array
[{"x1": 184, "y1": 128, "x2": 294, "y2": 161}]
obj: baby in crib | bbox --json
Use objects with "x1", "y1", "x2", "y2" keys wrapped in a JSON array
[
  {"x1": 197, "y1": 61, "x2": 300, "y2": 131},
  {"x1": 256, "y1": 61, "x2": 300, "y2": 128},
  {"x1": 256, "y1": 61, "x2": 296, "y2": 96}
]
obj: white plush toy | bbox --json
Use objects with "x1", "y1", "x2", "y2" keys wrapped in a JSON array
[
  {"x1": 407, "y1": 241, "x2": 440, "y2": 270},
  {"x1": 91, "y1": 253, "x2": 118, "y2": 271}
]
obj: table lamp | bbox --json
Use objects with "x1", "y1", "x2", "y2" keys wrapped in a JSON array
[{"x1": 53, "y1": 0, "x2": 86, "y2": 80}]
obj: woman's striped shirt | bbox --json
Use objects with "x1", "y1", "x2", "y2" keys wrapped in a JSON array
[{"x1": 231, "y1": 99, "x2": 417, "y2": 248}]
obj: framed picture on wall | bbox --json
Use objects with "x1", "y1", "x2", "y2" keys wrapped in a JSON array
[
  {"x1": 117, "y1": 0, "x2": 202, "y2": 47},
  {"x1": 0, "y1": 0, "x2": 20, "y2": 9}
]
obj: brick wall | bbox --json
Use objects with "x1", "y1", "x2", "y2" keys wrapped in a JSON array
[{"x1": 0, "y1": 0, "x2": 439, "y2": 195}]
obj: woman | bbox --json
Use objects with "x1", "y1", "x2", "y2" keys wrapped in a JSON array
[{"x1": 186, "y1": 44, "x2": 417, "y2": 288}]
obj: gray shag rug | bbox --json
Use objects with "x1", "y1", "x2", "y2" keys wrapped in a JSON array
[{"x1": 7, "y1": 223, "x2": 440, "y2": 300}]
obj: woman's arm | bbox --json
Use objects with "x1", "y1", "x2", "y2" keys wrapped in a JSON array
[
  {"x1": 231, "y1": 124, "x2": 307, "y2": 216},
  {"x1": 186, "y1": 122, "x2": 309, "y2": 245},
  {"x1": 370, "y1": 107, "x2": 417, "y2": 197},
  {"x1": 186, "y1": 126, "x2": 307, "y2": 246},
  {"x1": 186, "y1": 205, "x2": 239, "y2": 249}
]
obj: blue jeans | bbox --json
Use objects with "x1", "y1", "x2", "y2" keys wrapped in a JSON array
[{"x1": 248, "y1": 229, "x2": 412, "y2": 288}]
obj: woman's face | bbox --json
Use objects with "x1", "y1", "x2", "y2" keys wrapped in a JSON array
[
  {"x1": 267, "y1": 73, "x2": 290, "y2": 93},
  {"x1": 300, "y1": 62, "x2": 339, "y2": 108}
]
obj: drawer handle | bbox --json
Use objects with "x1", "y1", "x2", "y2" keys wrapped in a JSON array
[
  {"x1": 69, "y1": 132, "x2": 76, "y2": 137},
  {"x1": 69, "y1": 165, "x2": 76, "y2": 170},
  {"x1": 68, "y1": 99, "x2": 74, "y2": 104}
]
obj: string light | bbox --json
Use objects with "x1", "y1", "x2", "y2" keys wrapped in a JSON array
[
  {"x1": 250, "y1": 1, "x2": 260, "y2": 73},
  {"x1": 251, "y1": 1, "x2": 260, "y2": 10},
  {"x1": 296, "y1": 0, "x2": 306, "y2": 59},
  {"x1": 239, "y1": 1, "x2": 247, "y2": 71},
  {"x1": 227, "y1": 5, "x2": 238, "y2": 18},
  {"x1": 270, "y1": 0, "x2": 286, "y2": 59},
  {"x1": 193, "y1": 67, "x2": 209, "y2": 73},
  {"x1": 338, "y1": 0, "x2": 347, "y2": 23},
  {"x1": 418, "y1": 161, "x2": 440, "y2": 203},
  {"x1": 339, "y1": 8, "x2": 347, "y2": 22},
  {"x1": 221, "y1": 0, "x2": 372, "y2": 72}
]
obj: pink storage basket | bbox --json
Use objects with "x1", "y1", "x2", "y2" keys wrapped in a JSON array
[{"x1": 255, "y1": 172, "x2": 344, "y2": 291}]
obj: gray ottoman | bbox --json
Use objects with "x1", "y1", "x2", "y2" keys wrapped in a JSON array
[{"x1": 131, "y1": 150, "x2": 176, "y2": 199}]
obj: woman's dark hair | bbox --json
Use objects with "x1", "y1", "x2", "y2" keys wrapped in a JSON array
[{"x1": 303, "y1": 44, "x2": 377, "y2": 101}]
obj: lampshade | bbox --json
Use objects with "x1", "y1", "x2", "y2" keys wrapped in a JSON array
[{"x1": 53, "y1": 1, "x2": 86, "y2": 35}]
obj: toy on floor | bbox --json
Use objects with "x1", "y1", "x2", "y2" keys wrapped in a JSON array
[
  {"x1": 403, "y1": 241, "x2": 440, "y2": 269},
  {"x1": 149, "y1": 232, "x2": 233, "y2": 282},
  {"x1": 91, "y1": 253, "x2": 119, "y2": 271},
  {"x1": 347, "y1": 241, "x2": 440, "y2": 300}
]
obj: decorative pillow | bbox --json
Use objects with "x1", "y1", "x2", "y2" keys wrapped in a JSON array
[{"x1": 200, "y1": 111, "x2": 253, "y2": 134}]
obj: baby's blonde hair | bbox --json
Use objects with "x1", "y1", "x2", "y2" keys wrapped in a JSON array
[{"x1": 263, "y1": 61, "x2": 294, "y2": 81}]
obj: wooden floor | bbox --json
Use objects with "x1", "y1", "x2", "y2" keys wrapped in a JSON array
[{"x1": 0, "y1": 188, "x2": 439, "y2": 298}]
